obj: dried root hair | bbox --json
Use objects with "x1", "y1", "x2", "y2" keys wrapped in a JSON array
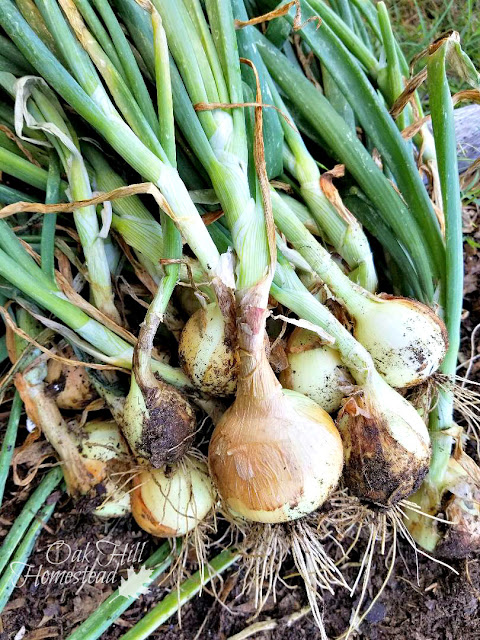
[
  {"x1": 217, "y1": 510, "x2": 348, "y2": 639},
  {"x1": 323, "y1": 489, "x2": 456, "y2": 639}
]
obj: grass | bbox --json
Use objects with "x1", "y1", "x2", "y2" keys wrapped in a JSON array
[{"x1": 385, "y1": 0, "x2": 480, "y2": 75}]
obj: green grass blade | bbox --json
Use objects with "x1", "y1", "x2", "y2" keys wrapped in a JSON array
[
  {"x1": 0, "y1": 392, "x2": 23, "y2": 507},
  {"x1": 0, "y1": 467, "x2": 63, "y2": 576},
  {"x1": 0, "y1": 490, "x2": 62, "y2": 613}
]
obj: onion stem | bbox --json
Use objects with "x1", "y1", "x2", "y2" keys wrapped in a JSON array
[{"x1": 66, "y1": 542, "x2": 173, "y2": 640}]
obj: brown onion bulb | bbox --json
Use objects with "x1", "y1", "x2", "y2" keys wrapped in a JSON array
[{"x1": 209, "y1": 350, "x2": 343, "y2": 523}]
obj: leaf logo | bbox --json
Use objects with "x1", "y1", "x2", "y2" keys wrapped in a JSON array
[{"x1": 117, "y1": 565, "x2": 155, "y2": 599}]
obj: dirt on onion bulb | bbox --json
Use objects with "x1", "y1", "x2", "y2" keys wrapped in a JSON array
[
  {"x1": 46, "y1": 352, "x2": 98, "y2": 410},
  {"x1": 280, "y1": 328, "x2": 353, "y2": 413},
  {"x1": 74, "y1": 419, "x2": 132, "y2": 518},
  {"x1": 122, "y1": 373, "x2": 196, "y2": 468},
  {"x1": 131, "y1": 455, "x2": 215, "y2": 536},
  {"x1": 349, "y1": 294, "x2": 448, "y2": 389},
  {"x1": 179, "y1": 302, "x2": 238, "y2": 396},
  {"x1": 209, "y1": 289, "x2": 344, "y2": 524},
  {"x1": 337, "y1": 371, "x2": 431, "y2": 508}
]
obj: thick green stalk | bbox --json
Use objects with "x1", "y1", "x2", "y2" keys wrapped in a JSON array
[
  {"x1": 41, "y1": 151, "x2": 61, "y2": 282},
  {"x1": 135, "y1": 8, "x2": 181, "y2": 384},
  {"x1": 30, "y1": 85, "x2": 119, "y2": 320},
  {"x1": 0, "y1": 184, "x2": 36, "y2": 205},
  {"x1": 149, "y1": 0, "x2": 269, "y2": 289},
  {"x1": 255, "y1": 30, "x2": 435, "y2": 300},
  {"x1": 426, "y1": 38, "x2": 464, "y2": 484},
  {"x1": 377, "y1": 2, "x2": 411, "y2": 132},
  {"x1": 90, "y1": 0, "x2": 159, "y2": 134},
  {"x1": 66, "y1": 543, "x2": 172, "y2": 640},
  {"x1": 279, "y1": 0, "x2": 444, "y2": 286},
  {"x1": 231, "y1": 0, "x2": 284, "y2": 179},
  {"x1": 210, "y1": 221, "x2": 375, "y2": 380},
  {"x1": 119, "y1": 550, "x2": 239, "y2": 640},
  {"x1": 0, "y1": 145, "x2": 50, "y2": 191},
  {"x1": 58, "y1": 0, "x2": 166, "y2": 160},
  {"x1": 307, "y1": 0, "x2": 381, "y2": 79},
  {"x1": 0, "y1": 35, "x2": 34, "y2": 73},
  {"x1": 72, "y1": 0, "x2": 128, "y2": 82},
  {"x1": 266, "y1": 77, "x2": 376, "y2": 291},
  {"x1": 0, "y1": 0, "x2": 220, "y2": 280},
  {"x1": 271, "y1": 190, "x2": 379, "y2": 319},
  {"x1": 0, "y1": 220, "x2": 56, "y2": 290},
  {"x1": 0, "y1": 245, "x2": 191, "y2": 387}
]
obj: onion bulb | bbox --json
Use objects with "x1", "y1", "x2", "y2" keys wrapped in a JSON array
[
  {"x1": 209, "y1": 288, "x2": 343, "y2": 524},
  {"x1": 131, "y1": 456, "x2": 215, "y2": 536},
  {"x1": 279, "y1": 328, "x2": 353, "y2": 413},
  {"x1": 46, "y1": 354, "x2": 97, "y2": 410},
  {"x1": 407, "y1": 450, "x2": 480, "y2": 558},
  {"x1": 75, "y1": 420, "x2": 132, "y2": 518},
  {"x1": 122, "y1": 374, "x2": 196, "y2": 468},
  {"x1": 337, "y1": 371, "x2": 431, "y2": 507},
  {"x1": 348, "y1": 294, "x2": 447, "y2": 389},
  {"x1": 179, "y1": 302, "x2": 238, "y2": 396}
]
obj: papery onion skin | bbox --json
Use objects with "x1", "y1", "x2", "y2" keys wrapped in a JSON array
[
  {"x1": 131, "y1": 457, "x2": 214, "y2": 536},
  {"x1": 337, "y1": 374, "x2": 431, "y2": 508},
  {"x1": 280, "y1": 328, "x2": 353, "y2": 413},
  {"x1": 179, "y1": 302, "x2": 238, "y2": 397},
  {"x1": 352, "y1": 296, "x2": 448, "y2": 389},
  {"x1": 435, "y1": 492, "x2": 480, "y2": 558},
  {"x1": 209, "y1": 385, "x2": 343, "y2": 524}
]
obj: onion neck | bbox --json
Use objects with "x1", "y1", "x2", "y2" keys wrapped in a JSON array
[{"x1": 236, "y1": 281, "x2": 279, "y2": 400}]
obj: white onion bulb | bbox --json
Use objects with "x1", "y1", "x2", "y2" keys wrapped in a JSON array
[
  {"x1": 351, "y1": 295, "x2": 447, "y2": 388},
  {"x1": 280, "y1": 328, "x2": 353, "y2": 413},
  {"x1": 179, "y1": 302, "x2": 238, "y2": 396},
  {"x1": 131, "y1": 456, "x2": 215, "y2": 536},
  {"x1": 77, "y1": 420, "x2": 132, "y2": 518}
]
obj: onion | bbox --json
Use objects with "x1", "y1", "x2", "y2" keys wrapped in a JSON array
[
  {"x1": 76, "y1": 420, "x2": 132, "y2": 518},
  {"x1": 131, "y1": 455, "x2": 215, "y2": 536},
  {"x1": 350, "y1": 294, "x2": 448, "y2": 389},
  {"x1": 209, "y1": 288, "x2": 343, "y2": 524},
  {"x1": 407, "y1": 450, "x2": 480, "y2": 557},
  {"x1": 279, "y1": 328, "x2": 353, "y2": 413},
  {"x1": 337, "y1": 371, "x2": 431, "y2": 507},
  {"x1": 122, "y1": 374, "x2": 196, "y2": 468},
  {"x1": 46, "y1": 354, "x2": 97, "y2": 410},
  {"x1": 179, "y1": 302, "x2": 238, "y2": 396}
]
